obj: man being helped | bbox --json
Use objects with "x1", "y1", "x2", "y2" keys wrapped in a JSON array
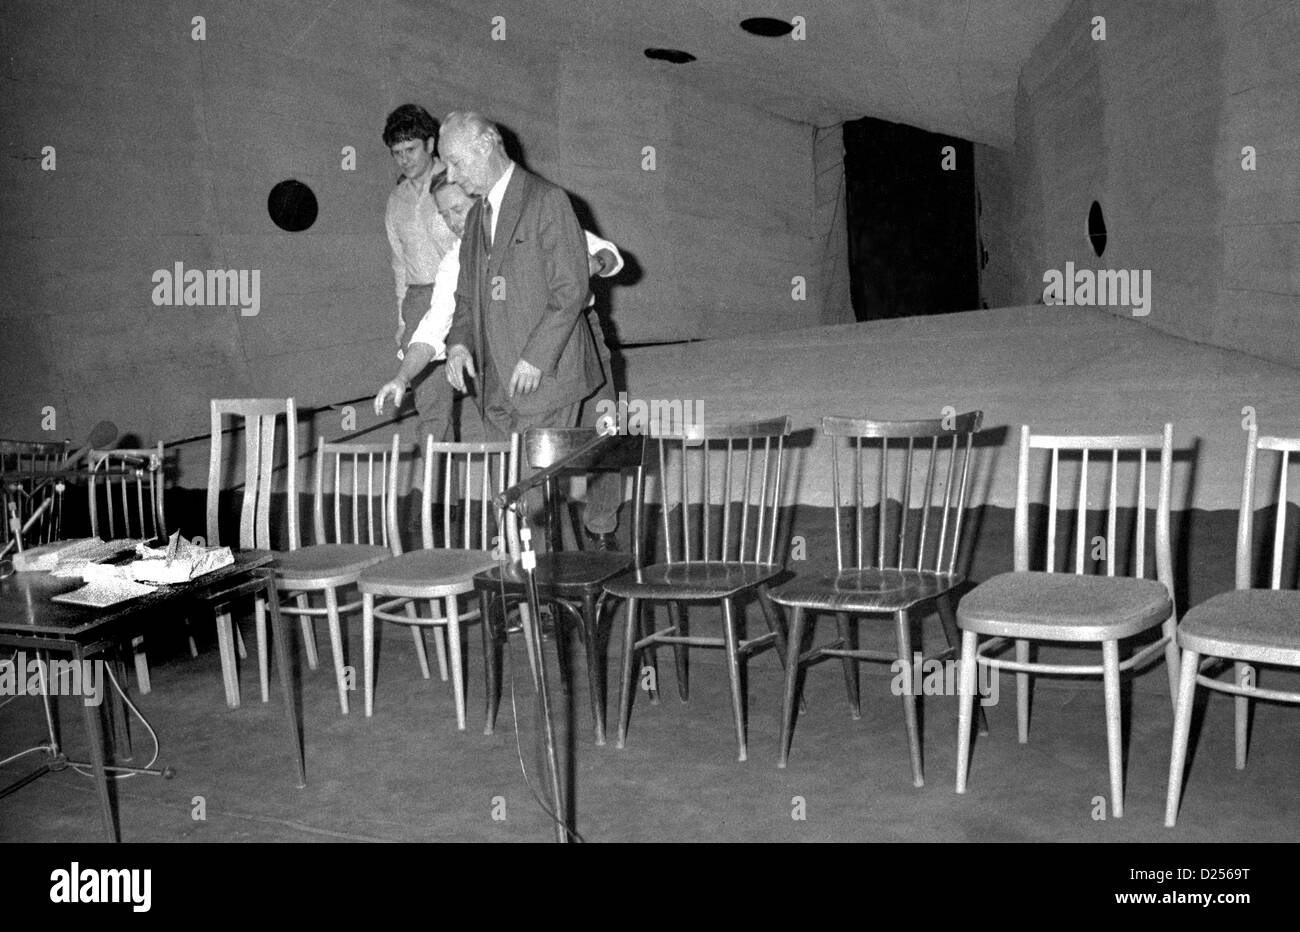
[
  {"x1": 382, "y1": 104, "x2": 460, "y2": 442},
  {"x1": 374, "y1": 173, "x2": 626, "y2": 548}
]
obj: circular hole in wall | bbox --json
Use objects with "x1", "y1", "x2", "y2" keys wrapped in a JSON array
[
  {"x1": 268, "y1": 179, "x2": 318, "y2": 232},
  {"x1": 1087, "y1": 200, "x2": 1107, "y2": 257}
]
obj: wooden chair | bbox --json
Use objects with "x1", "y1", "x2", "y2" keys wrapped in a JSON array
[
  {"x1": 474, "y1": 428, "x2": 646, "y2": 744},
  {"x1": 274, "y1": 437, "x2": 418, "y2": 714},
  {"x1": 206, "y1": 398, "x2": 297, "y2": 708},
  {"x1": 770, "y1": 412, "x2": 985, "y2": 786},
  {"x1": 86, "y1": 444, "x2": 180, "y2": 693},
  {"x1": 1166, "y1": 424, "x2": 1300, "y2": 826},
  {"x1": 955, "y1": 424, "x2": 1179, "y2": 818},
  {"x1": 605, "y1": 417, "x2": 793, "y2": 761},
  {"x1": 357, "y1": 434, "x2": 517, "y2": 730},
  {"x1": 1, "y1": 437, "x2": 70, "y2": 549}
]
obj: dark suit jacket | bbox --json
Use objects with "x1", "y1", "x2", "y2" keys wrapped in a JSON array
[{"x1": 446, "y1": 165, "x2": 602, "y2": 416}]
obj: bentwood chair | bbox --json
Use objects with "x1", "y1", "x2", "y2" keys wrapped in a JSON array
[
  {"x1": 86, "y1": 444, "x2": 178, "y2": 693},
  {"x1": 770, "y1": 412, "x2": 985, "y2": 786},
  {"x1": 605, "y1": 417, "x2": 793, "y2": 761},
  {"x1": 358, "y1": 434, "x2": 517, "y2": 730},
  {"x1": 1, "y1": 437, "x2": 70, "y2": 549},
  {"x1": 1166, "y1": 424, "x2": 1300, "y2": 826},
  {"x1": 206, "y1": 398, "x2": 297, "y2": 708},
  {"x1": 274, "y1": 437, "x2": 418, "y2": 714},
  {"x1": 956, "y1": 424, "x2": 1179, "y2": 818},
  {"x1": 474, "y1": 428, "x2": 646, "y2": 744}
]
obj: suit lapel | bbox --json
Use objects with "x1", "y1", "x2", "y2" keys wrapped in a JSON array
[{"x1": 487, "y1": 167, "x2": 527, "y2": 281}]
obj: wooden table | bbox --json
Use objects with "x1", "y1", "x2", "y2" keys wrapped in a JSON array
[{"x1": 0, "y1": 551, "x2": 305, "y2": 841}]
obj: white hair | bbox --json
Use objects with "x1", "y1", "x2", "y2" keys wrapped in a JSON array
[{"x1": 442, "y1": 111, "x2": 503, "y2": 150}]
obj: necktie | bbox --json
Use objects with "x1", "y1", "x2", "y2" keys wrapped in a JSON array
[{"x1": 481, "y1": 198, "x2": 494, "y2": 252}]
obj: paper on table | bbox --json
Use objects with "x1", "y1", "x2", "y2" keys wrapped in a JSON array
[
  {"x1": 52, "y1": 577, "x2": 157, "y2": 608},
  {"x1": 128, "y1": 531, "x2": 234, "y2": 583}
]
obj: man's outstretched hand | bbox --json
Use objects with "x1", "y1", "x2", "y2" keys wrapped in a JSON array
[
  {"x1": 446, "y1": 344, "x2": 476, "y2": 392},
  {"x1": 373, "y1": 379, "x2": 406, "y2": 416}
]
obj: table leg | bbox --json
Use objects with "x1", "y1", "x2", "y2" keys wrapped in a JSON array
[
  {"x1": 78, "y1": 649, "x2": 119, "y2": 842},
  {"x1": 263, "y1": 572, "x2": 306, "y2": 787}
]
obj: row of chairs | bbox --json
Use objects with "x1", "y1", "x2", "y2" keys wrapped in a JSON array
[{"x1": 101, "y1": 400, "x2": 1299, "y2": 828}]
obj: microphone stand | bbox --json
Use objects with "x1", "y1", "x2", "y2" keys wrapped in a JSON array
[{"x1": 495, "y1": 427, "x2": 620, "y2": 843}]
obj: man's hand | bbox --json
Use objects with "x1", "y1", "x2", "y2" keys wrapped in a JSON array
[
  {"x1": 445, "y1": 344, "x2": 476, "y2": 392},
  {"x1": 395, "y1": 319, "x2": 406, "y2": 349},
  {"x1": 507, "y1": 359, "x2": 542, "y2": 398},
  {"x1": 373, "y1": 379, "x2": 407, "y2": 415}
]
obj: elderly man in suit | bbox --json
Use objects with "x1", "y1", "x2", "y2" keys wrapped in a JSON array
[{"x1": 440, "y1": 111, "x2": 623, "y2": 545}]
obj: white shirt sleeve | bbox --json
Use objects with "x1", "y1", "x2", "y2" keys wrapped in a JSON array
[
  {"x1": 408, "y1": 247, "x2": 460, "y2": 360},
  {"x1": 584, "y1": 231, "x2": 624, "y2": 277}
]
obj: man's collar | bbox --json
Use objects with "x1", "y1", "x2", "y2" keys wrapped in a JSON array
[{"x1": 485, "y1": 161, "x2": 516, "y2": 213}]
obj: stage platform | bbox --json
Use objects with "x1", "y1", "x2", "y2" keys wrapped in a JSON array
[{"x1": 619, "y1": 305, "x2": 1300, "y2": 512}]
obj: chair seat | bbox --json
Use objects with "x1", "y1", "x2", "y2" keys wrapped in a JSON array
[
  {"x1": 603, "y1": 561, "x2": 782, "y2": 600},
  {"x1": 958, "y1": 571, "x2": 1172, "y2": 641},
  {"x1": 770, "y1": 567, "x2": 960, "y2": 613},
  {"x1": 474, "y1": 551, "x2": 634, "y2": 596},
  {"x1": 273, "y1": 544, "x2": 390, "y2": 585},
  {"x1": 1178, "y1": 589, "x2": 1300, "y2": 664},
  {"x1": 358, "y1": 549, "x2": 499, "y2": 598}
]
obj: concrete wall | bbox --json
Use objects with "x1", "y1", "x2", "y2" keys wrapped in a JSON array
[
  {"x1": 975, "y1": 0, "x2": 1300, "y2": 369},
  {"x1": 0, "y1": 0, "x2": 841, "y2": 459}
]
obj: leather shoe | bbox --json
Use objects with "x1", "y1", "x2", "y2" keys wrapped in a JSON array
[{"x1": 584, "y1": 529, "x2": 619, "y2": 552}]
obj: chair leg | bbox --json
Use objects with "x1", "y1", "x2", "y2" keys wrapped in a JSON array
[
  {"x1": 936, "y1": 593, "x2": 987, "y2": 735},
  {"x1": 720, "y1": 598, "x2": 747, "y2": 762},
  {"x1": 1165, "y1": 647, "x2": 1200, "y2": 827},
  {"x1": 641, "y1": 607, "x2": 660, "y2": 705},
  {"x1": 446, "y1": 597, "x2": 466, "y2": 731},
  {"x1": 1016, "y1": 638, "x2": 1031, "y2": 743},
  {"x1": 428, "y1": 600, "x2": 448, "y2": 682},
  {"x1": 215, "y1": 609, "x2": 239, "y2": 708},
  {"x1": 1161, "y1": 615, "x2": 1179, "y2": 711},
  {"x1": 362, "y1": 592, "x2": 376, "y2": 717},
  {"x1": 955, "y1": 630, "x2": 978, "y2": 793},
  {"x1": 583, "y1": 592, "x2": 609, "y2": 744},
  {"x1": 778, "y1": 606, "x2": 807, "y2": 768},
  {"x1": 668, "y1": 602, "x2": 689, "y2": 702},
  {"x1": 481, "y1": 592, "x2": 501, "y2": 736},
  {"x1": 255, "y1": 597, "x2": 269, "y2": 703},
  {"x1": 185, "y1": 617, "x2": 199, "y2": 658},
  {"x1": 835, "y1": 612, "x2": 860, "y2": 720},
  {"x1": 616, "y1": 597, "x2": 640, "y2": 749},
  {"x1": 235, "y1": 622, "x2": 247, "y2": 660},
  {"x1": 895, "y1": 609, "x2": 923, "y2": 787},
  {"x1": 407, "y1": 603, "x2": 430, "y2": 680},
  {"x1": 131, "y1": 635, "x2": 151, "y2": 695},
  {"x1": 296, "y1": 593, "x2": 319, "y2": 671},
  {"x1": 756, "y1": 585, "x2": 790, "y2": 670},
  {"x1": 324, "y1": 587, "x2": 348, "y2": 714},
  {"x1": 1102, "y1": 639, "x2": 1124, "y2": 818},
  {"x1": 1234, "y1": 662, "x2": 1252, "y2": 770}
]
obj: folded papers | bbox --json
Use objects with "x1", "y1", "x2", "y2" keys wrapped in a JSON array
[
  {"x1": 127, "y1": 532, "x2": 233, "y2": 583},
  {"x1": 14, "y1": 538, "x2": 138, "y2": 573}
]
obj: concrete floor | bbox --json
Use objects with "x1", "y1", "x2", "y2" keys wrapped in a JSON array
[{"x1": 3, "y1": 596, "x2": 1297, "y2": 843}]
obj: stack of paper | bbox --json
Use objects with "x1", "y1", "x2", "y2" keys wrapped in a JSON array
[
  {"x1": 52, "y1": 577, "x2": 158, "y2": 608},
  {"x1": 127, "y1": 531, "x2": 234, "y2": 584},
  {"x1": 14, "y1": 538, "x2": 138, "y2": 573}
]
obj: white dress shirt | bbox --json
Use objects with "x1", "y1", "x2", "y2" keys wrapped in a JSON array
[{"x1": 484, "y1": 161, "x2": 516, "y2": 244}]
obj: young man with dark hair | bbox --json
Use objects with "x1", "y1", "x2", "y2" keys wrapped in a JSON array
[{"x1": 382, "y1": 104, "x2": 460, "y2": 441}]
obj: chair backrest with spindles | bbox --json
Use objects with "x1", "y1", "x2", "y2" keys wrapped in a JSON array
[
  {"x1": 87, "y1": 445, "x2": 167, "y2": 542},
  {"x1": 825, "y1": 411, "x2": 983, "y2": 576},
  {"x1": 384, "y1": 434, "x2": 517, "y2": 555},
  {"x1": 206, "y1": 398, "x2": 297, "y2": 551},
  {"x1": 523, "y1": 428, "x2": 647, "y2": 563},
  {"x1": 1015, "y1": 424, "x2": 1174, "y2": 594},
  {"x1": 1, "y1": 437, "x2": 70, "y2": 546},
  {"x1": 309, "y1": 437, "x2": 415, "y2": 551},
  {"x1": 1236, "y1": 425, "x2": 1300, "y2": 592},
  {"x1": 646, "y1": 417, "x2": 791, "y2": 567}
]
